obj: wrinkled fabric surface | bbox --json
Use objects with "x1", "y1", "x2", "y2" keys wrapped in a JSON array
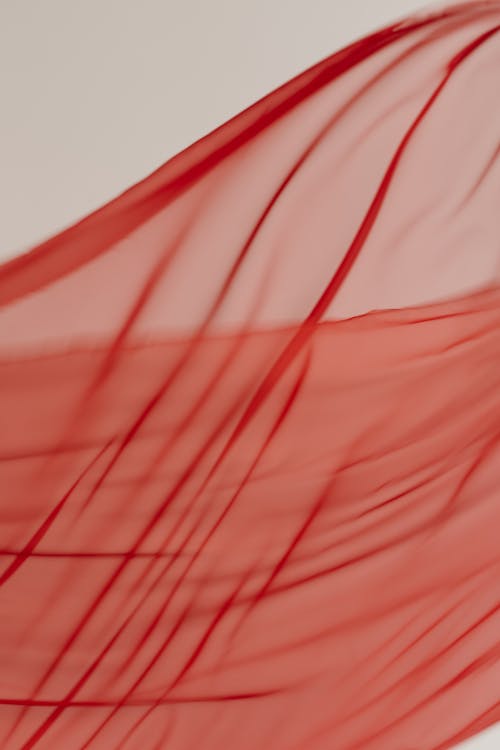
[{"x1": 1, "y1": 2, "x2": 500, "y2": 749}]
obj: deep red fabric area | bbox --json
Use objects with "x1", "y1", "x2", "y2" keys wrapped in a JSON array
[{"x1": 0, "y1": 3, "x2": 500, "y2": 748}]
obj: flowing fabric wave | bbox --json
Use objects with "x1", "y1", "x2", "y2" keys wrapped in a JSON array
[{"x1": 1, "y1": 2, "x2": 500, "y2": 749}]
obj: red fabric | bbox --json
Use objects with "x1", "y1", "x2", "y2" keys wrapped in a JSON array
[{"x1": 1, "y1": 2, "x2": 500, "y2": 748}]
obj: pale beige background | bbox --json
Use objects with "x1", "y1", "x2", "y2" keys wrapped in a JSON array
[
  {"x1": 0, "y1": 2, "x2": 498, "y2": 747},
  {"x1": 0, "y1": 0, "x2": 438, "y2": 256}
]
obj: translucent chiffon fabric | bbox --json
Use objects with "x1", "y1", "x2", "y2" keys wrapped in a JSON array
[{"x1": 0, "y1": 2, "x2": 500, "y2": 748}]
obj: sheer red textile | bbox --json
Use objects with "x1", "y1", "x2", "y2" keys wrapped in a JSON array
[{"x1": 1, "y1": 2, "x2": 500, "y2": 749}]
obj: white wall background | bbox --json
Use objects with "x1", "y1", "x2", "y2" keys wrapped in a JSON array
[{"x1": 0, "y1": 2, "x2": 498, "y2": 747}]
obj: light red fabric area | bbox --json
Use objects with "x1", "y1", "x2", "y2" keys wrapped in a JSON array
[{"x1": 1, "y1": 2, "x2": 500, "y2": 748}]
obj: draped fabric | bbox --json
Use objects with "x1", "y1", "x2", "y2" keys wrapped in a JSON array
[{"x1": 1, "y1": 2, "x2": 500, "y2": 748}]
